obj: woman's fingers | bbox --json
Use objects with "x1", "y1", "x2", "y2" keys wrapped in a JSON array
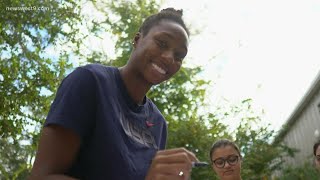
[
  {"x1": 151, "y1": 162, "x2": 191, "y2": 175},
  {"x1": 156, "y1": 148, "x2": 199, "y2": 163},
  {"x1": 145, "y1": 148, "x2": 198, "y2": 180},
  {"x1": 152, "y1": 173, "x2": 189, "y2": 180}
]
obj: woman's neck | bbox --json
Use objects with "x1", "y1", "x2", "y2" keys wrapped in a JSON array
[{"x1": 118, "y1": 66, "x2": 151, "y2": 105}]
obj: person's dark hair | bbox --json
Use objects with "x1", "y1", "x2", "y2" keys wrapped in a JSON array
[
  {"x1": 139, "y1": 8, "x2": 189, "y2": 37},
  {"x1": 210, "y1": 139, "x2": 241, "y2": 162},
  {"x1": 314, "y1": 140, "x2": 320, "y2": 156}
]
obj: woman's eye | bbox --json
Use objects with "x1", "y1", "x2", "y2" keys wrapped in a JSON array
[
  {"x1": 229, "y1": 157, "x2": 237, "y2": 163},
  {"x1": 175, "y1": 53, "x2": 185, "y2": 62},
  {"x1": 157, "y1": 40, "x2": 167, "y2": 49},
  {"x1": 228, "y1": 155, "x2": 238, "y2": 163},
  {"x1": 215, "y1": 160, "x2": 224, "y2": 165}
]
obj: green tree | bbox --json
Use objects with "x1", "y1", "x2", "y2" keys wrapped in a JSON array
[
  {"x1": 275, "y1": 162, "x2": 320, "y2": 180},
  {"x1": 229, "y1": 99, "x2": 295, "y2": 179},
  {"x1": 0, "y1": 0, "x2": 81, "y2": 138},
  {"x1": 0, "y1": 0, "x2": 297, "y2": 179},
  {"x1": 0, "y1": 137, "x2": 34, "y2": 179},
  {"x1": 0, "y1": 0, "x2": 83, "y2": 177}
]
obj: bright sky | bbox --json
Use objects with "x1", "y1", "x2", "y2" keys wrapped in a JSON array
[
  {"x1": 53, "y1": 0, "x2": 320, "y2": 132},
  {"x1": 161, "y1": 0, "x2": 320, "y2": 131}
]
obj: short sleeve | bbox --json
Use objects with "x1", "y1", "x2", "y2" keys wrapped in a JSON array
[{"x1": 44, "y1": 67, "x2": 97, "y2": 141}]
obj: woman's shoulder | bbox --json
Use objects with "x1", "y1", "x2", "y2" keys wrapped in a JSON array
[
  {"x1": 76, "y1": 63, "x2": 119, "y2": 79},
  {"x1": 81, "y1": 63, "x2": 117, "y2": 73}
]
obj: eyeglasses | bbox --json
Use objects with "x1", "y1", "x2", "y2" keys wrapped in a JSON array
[{"x1": 212, "y1": 155, "x2": 239, "y2": 168}]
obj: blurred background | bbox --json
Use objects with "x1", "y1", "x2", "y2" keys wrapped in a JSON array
[{"x1": 1, "y1": 0, "x2": 320, "y2": 179}]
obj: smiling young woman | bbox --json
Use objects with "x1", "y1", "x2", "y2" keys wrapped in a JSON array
[
  {"x1": 314, "y1": 140, "x2": 320, "y2": 171},
  {"x1": 210, "y1": 139, "x2": 242, "y2": 180},
  {"x1": 29, "y1": 8, "x2": 199, "y2": 180}
]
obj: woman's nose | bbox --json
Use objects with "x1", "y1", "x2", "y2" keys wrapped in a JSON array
[
  {"x1": 161, "y1": 50, "x2": 174, "y2": 64},
  {"x1": 224, "y1": 161, "x2": 232, "y2": 168}
]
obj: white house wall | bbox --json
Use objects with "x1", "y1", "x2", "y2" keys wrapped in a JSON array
[{"x1": 282, "y1": 88, "x2": 320, "y2": 167}]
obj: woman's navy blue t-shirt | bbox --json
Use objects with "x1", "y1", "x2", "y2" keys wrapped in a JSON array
[{"x1": 45, "y1": 64, "x2": 167, "y2": 179}]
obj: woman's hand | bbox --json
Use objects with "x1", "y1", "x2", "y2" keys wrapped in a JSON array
[{"x1": 145, "y1": 148, "x2": 199, "y2": 180}]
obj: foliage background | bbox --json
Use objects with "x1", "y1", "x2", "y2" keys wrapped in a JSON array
[{"x1": 0, "y1": 0, "x2": 310, "y2": 179}]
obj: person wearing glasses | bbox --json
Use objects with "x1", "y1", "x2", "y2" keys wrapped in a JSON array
[
  {"x1": 314, "y1": 140, "x2": 320, "y2": 171},
  {"x1": 209, "y1": 139, "x2": 242, "y2": 180},
  {"x1": 29, "y1": 8, "x2": 199, "y2": 180}
]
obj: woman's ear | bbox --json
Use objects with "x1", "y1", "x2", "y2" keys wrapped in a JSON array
[{"x1": 132, "y1": 32, "x2": 141, "y2": 48}]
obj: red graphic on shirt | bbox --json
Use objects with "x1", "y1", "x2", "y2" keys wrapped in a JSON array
[{"x1": 146, "y1": 121, "x2": 155, "y2": 127}]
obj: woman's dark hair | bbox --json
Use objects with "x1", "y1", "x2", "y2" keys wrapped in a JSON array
[
  {"x1": 314, "y1": 140, "x2": 320, "y2": 156},
  {"x1": 210, "y1": 139, "x2": 241, "y2": 162},
  {"x1": 139, "y1": 8, "x2": 189, "y2": 36}
]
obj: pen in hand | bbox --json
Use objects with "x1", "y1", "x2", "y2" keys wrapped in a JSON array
[{"x1": 192, "y1": 162, "x2": 209, "y2": 168}]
